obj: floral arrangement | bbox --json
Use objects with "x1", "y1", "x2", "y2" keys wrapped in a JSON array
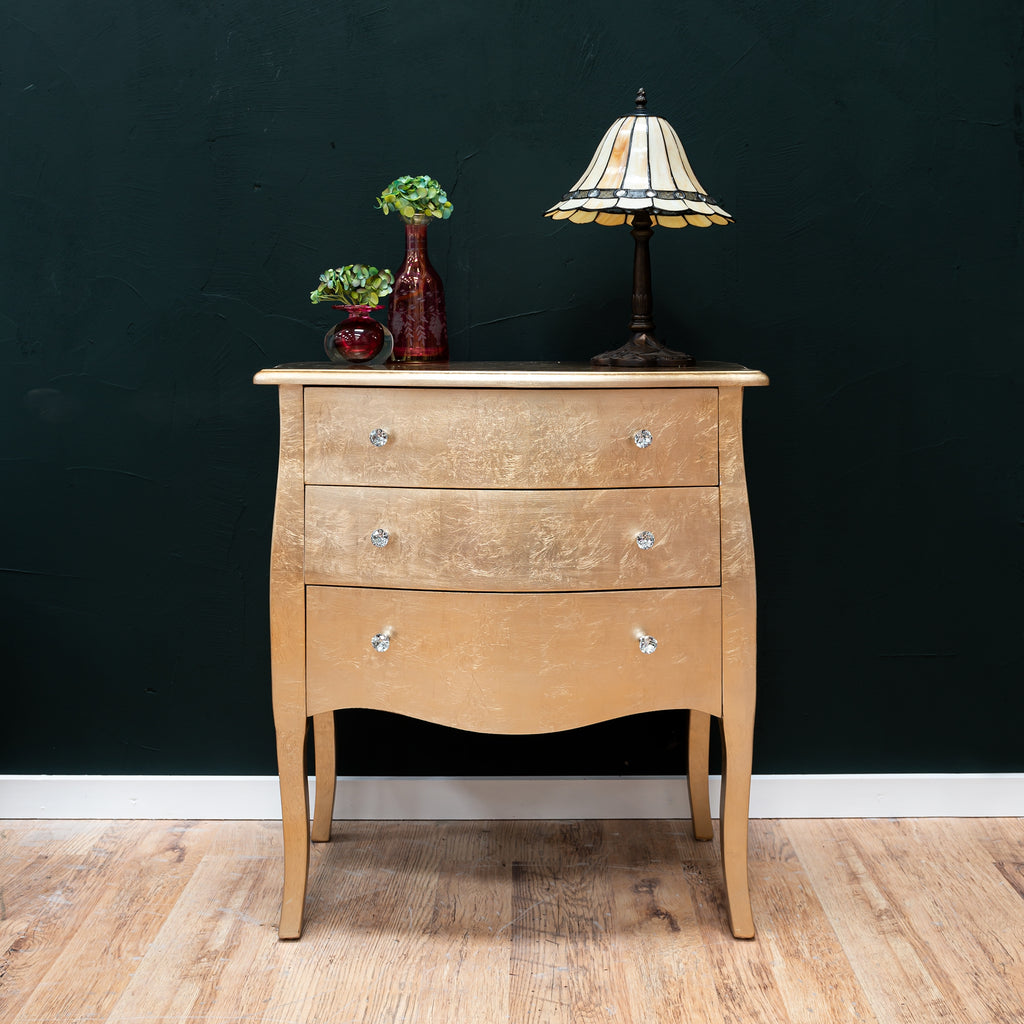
[
  {"x1": 376, "y1": 175, "x2": 453, "y2": 221},
  {"x1": 309, "y1": 264, "x2": 394, "y2": 307}
]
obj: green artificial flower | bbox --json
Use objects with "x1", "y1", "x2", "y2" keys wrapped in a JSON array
[
  {"x1": 376, "y1": 174, "x2": 454, "y2": 221},
  {"x1": 309, "y1": 264, "x2": 395, "y2": 307}
]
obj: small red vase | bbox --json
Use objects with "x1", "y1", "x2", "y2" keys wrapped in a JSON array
[
  {"x1": 324, "y1": 305, "x2": 393, "y2": 364},
  {"x1": 388, "y1": 216, "x2": 448, "y2": 362}
]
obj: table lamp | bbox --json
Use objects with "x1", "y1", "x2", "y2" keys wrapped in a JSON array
[{"x1": 545, "y1": 88, "x2": 732, "y2": 366}]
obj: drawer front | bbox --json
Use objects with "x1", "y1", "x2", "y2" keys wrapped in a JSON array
[
  {"x1": 303, "y1": 387, "x2": 718, "y2": 488},
  {"x1": 305, "y1": 586, "x2": 722, "y2": 731},
  {"x1": 305, "y1": 485, "x2": 721, "y2": 591}
]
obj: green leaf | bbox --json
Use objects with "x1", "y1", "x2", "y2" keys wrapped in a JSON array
[
  {"x1": 308, "y1": 263, "x2": 394, "y2": 306},
  {"x1": 377, "y1": 174, "x2": 454, "y2": 220}
]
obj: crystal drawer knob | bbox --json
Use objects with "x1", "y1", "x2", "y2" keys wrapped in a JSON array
[
  {"x1": 634, "y1": 429, "x2": 653, "y2": 449},
  {"x1": 371, "y1": 633, "x2": 391, "y2": 653},
  {"x1": 638, "y1": 635, "x2": 658, "y2": 655},
  {"x1": 370, "y1": 528, "x2": 389, "y2": 548},
  {"x1": 369, "y1": 427, "x2": 389, "y2": 447},
  {"x1": 636, "y1": 531, "x2": 655, "y2": 550}
]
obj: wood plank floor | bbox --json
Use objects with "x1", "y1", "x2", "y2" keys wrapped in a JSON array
[{"x1": 1, "y1": 817, "x2": 1022, "y2": 1023}]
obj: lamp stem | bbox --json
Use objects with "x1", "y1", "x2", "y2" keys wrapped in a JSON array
[
  {"x1": 629, "y1": 211, "x2": 656, "y2": 335},
  {"x1": 590, "y1": 213, "x2": 695, "y2": 367}
]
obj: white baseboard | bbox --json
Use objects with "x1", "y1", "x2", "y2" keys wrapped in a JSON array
[{"x1": 1, "y1": 774, "x2": 1022, "y2": 820}]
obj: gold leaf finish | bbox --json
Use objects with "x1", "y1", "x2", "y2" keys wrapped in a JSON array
[
  {"x1": 303, "y1": 386, "x2": 719, "y2": 489},
  {"x1": 267, "y1": 384, "x2": 310, "y2": 939},
  {"x1": 305, "y1": 587, "x2": 723, "y2": 730},
  {"x1": 305, "y1": 485, "x2": 721, "y2": 591},
  {"x1": 254, "y1": 362, "x2": 768, "y2": 940},
  {"x1": 717, "y1": 386, "x2": 758, "y2": 939},
  {"x1": 254, "y1": 361, "x2": 769, "y2": 390}
]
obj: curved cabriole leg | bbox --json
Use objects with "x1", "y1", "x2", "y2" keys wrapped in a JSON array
[
  {"x1": 276, "y1": 711, "x2": 310, "y2": 939},
  {"x1": 269, "y1": 383, "x2": 311, "y2": 940},
  {"x1": 719, "y1": 710, "x2": 755, "y2": 939},
  {"x1": 717, "y1": 384, "x2": 757, "y2": 939},
  {"x1": 311, "y1": 712, "x2": 336, "y2": 843},
  {"x1": 687, "y1": 710, "x2": 713, "y2": 841}
]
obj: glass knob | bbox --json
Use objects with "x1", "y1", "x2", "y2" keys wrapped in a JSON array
[
  {"x1": 369, "y1": 427, "x2": 389, "y2": 447},
  {"x1": 370, "y1": 528, "x2": 389, "y2": 548},
  {"x1": 636, "y1": 531, "x2": 655, "y2": 550},
  {"x1": 634, "y1": 429, "x2": 653, "y2": 449},
  {"x1": 638, "y1": 635, "x2": 658, "y2": 655},
  {"x1": 371, "y1": 633, "x2": 391, "y2": 653}
]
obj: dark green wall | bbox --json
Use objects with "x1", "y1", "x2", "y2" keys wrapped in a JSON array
[{"x1": 2, "y1": 1, "x2": 1021, "y2": 776}]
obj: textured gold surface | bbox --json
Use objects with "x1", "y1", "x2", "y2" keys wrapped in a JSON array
[
  {"x1": 303, "y1": 386, "x2": 719, "y2": 489},
  {"x1": 260, "y1": 365, "x2": 766, "y2": 939},
  {"x1": 717, "y1": 387, "x2": 758, "y2": 938},
  {"x1": 268, "y1": 385, "x2": 310, "y2": 938},
  {"x1": 719, "y1": 388, "x2": 757, "y2": 715},
  {"x1": 255, "y1": 361, "x2": 769, "y2": 390},
  {"x1": 305, "y1": 586, "x2": 723, "y2": 731},
  {"x1": 305, "y1": 484, "x2": 721, "y2": 591}
]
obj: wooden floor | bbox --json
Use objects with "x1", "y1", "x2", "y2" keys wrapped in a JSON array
[{"x1": 1, "y1": 817, "x2": 1022, "y2": 1023}]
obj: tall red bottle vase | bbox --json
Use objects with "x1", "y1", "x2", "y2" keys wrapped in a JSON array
[{"x1": 387, "y1": 215, "x2": 448, "y2": 362}]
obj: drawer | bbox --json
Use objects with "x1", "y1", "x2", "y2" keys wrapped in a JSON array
[
  {"x1": 303, "y1": 387, "x2": 718, "y2": 488},
  {"x1": 305, "y1": 485, "x2": 721, "y2": 591},
  {"x1": 305, "y1": 586, "x2": 723, "y2": 731}
]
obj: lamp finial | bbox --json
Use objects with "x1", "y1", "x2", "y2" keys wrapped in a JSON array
[{"x1": 635, "y1": 87, "x2": 647, "y2": 110}]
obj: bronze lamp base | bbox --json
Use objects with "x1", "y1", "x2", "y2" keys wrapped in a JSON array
[
  {"x1": 591, "y1": 211, "x2": 695, "y2": 368},
  {"x1": 591, "y1": 332, "x2": 694, "y2": 367}
]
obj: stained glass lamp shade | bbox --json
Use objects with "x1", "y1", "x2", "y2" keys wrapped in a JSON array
[{"x1": 545, "y1": 89, "x2": 732, "y2": 366}]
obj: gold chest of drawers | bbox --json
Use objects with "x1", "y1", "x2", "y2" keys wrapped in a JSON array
[{"x1": 255, "y1": 361, "x2": 768, "y2": 940}]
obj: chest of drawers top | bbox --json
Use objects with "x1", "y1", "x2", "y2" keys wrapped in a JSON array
[{"x1": 254, "y1": 360, "x2": 768, "y2": 390}]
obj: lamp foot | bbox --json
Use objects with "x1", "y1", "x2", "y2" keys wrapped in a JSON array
[{"x1": 591, "y1": 332, "x2": 695, "y2": 367}]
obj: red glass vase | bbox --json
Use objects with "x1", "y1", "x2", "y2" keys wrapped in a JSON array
[
  {"x1": 388, "y1": 216, "x2": 448, "y2": 362},
  {"x1": 323, "y1": 305, "x2": 393, "y2": 364}
]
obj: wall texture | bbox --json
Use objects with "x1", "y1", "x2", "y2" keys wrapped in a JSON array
[{"x1": 2, "y1": 1, "x2": 1021, "y2": 776}]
